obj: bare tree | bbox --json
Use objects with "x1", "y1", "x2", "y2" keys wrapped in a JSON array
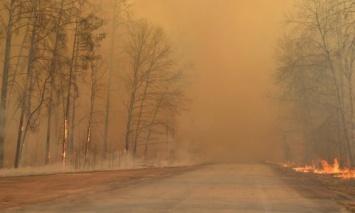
[
  {"x1": 45, "y1": 0, "x2": 66, "y2": 165},
  {"x1": 12, "y1": 0, "x2": 78, "y2": 168},
  {"x1": 124, "y1": 20, "x2": 188, "y2": 160},
  {"x1": 71, "y1": 13, "x2": 106, "y2": 166},
  {"x1": 0, "y1": 0, "x2": 187, "y2": 169},
  {"x1": 0, "y1": 0, "x2": 16, "y2": 168},
  {"x1": 275, "y1": 0, "x2": 355, "y2": 167},
  {"x1": 103, "y1": 0, "x2": 130, "y2": 157}
]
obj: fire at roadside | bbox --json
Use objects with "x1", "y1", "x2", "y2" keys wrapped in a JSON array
[
  {"x1": 281, "y1": 159, "x2": 355, "y2": 180},
  {"x1": 268, "y1": 161, "x2": 355, "y2": 212}
]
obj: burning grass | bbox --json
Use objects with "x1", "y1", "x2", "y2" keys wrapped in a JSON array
[{"x1": 281, "y1": 158, "x2": 355, "y2": 179}]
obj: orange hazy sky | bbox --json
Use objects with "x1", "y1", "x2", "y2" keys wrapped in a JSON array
[{"x1": 133, "y1": 0, "x2": 295, "y2": 162}]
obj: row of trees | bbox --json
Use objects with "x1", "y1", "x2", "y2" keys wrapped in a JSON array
[
  {"x1": 275, "y1": 0, "x2": 355, "y2": 167},
  {"x1": 0, "y1": 0, "x2": 188, "y2": 169}
]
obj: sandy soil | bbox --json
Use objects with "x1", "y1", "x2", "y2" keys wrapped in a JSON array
[{"x1": 1, "y1": 163, "x2": 353, "y2": 213}]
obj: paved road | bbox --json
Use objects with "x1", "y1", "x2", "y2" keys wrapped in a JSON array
[{"x1": 4, "y1": 163, "x2": 350, "y2": 213}]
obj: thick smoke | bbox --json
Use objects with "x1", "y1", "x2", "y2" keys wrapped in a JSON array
[{"x1": 133, "y1": 0, "x2": 294, "y2": 163}]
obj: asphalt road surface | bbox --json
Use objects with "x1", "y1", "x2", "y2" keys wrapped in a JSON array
[{"x1": 3, "y1": 163, "x2": 351, "y2": 213}]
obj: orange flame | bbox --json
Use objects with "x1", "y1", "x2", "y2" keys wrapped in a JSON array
[
  {"x1": 314, "y1": 159, "x2": 340, "y2": 174},
  {"x1": 335, "y1": 170, "x2": 355, "y2": 179},
  {"x1": 293, "y1": 165, "x2": 314, "y2": 173},
  {"x1": 285, "y1": 158, "x2": 355, "y2": 179}
]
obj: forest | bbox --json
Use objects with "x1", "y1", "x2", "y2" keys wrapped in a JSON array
[
  {"x1": 0, "y1": 0, "x2": 188, "y2": 169},
  {"x1": 275, "y1": 0, "x2": 355, "y2": 168}
]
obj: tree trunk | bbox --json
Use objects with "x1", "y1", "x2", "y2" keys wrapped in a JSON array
[
  {"x1": 8, "y1": 23, "x2": 30, "y2": 106},
  {"x1": 14, "y1": 0, "x2": 38, "y2": 167},
  {"x1": 85, "y1": 63, "x2": 97, "y2": 166},
  {"x1": 124, "y1": 63, "x2": 139, "y2": 155},
  {"x1": 45, "y1": 0, "x2": 65, "y2": 164},
  {"x1": 62, "y1": 12, "x2": 78, "y2": 167},
  {"x1": 314, "y1": 12, "x2": 354, "y2": 167},
  {"x1": 103, "y1": 0, "x2": 118, "y2": 156},
  {"x1": 133, "y1": 44, "x2": 159, "y2": 158},
  {"x1": 0, "y1": 0, "x2": 15, "y2": 168},
  {"x1": 69, "y1": 74, "x2": 76, "y2": 154},
  {"x1": 144, "y1": 97, "x2": 162, "y2": 160},
  {"x1": 45, "y1": 77, "x2": 54, "y2": 165}
]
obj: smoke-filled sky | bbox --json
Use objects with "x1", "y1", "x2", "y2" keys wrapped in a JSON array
[{"x1": 133, "y1": 0, "x2": 295, "y2": 162}]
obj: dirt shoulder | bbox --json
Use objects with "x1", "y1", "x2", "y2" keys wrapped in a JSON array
[
  {"x1": 0, "y1": 166, "x2": 194, "y2": 211},
  {"x1": 267, "y1": 162, "x2": 355, "y2": 212}
]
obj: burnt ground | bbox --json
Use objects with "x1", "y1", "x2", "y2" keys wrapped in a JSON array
[{"x1": 268, "y1": 162, "x2": 355, "y2": 212}]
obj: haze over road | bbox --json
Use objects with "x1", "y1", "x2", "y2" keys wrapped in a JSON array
[
  {"x1": 3, "y1": 163, "x2": 349, "y2": 213},
  {"x1": 134, "y1": 0, "x2": 295, "y2": 162}
]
